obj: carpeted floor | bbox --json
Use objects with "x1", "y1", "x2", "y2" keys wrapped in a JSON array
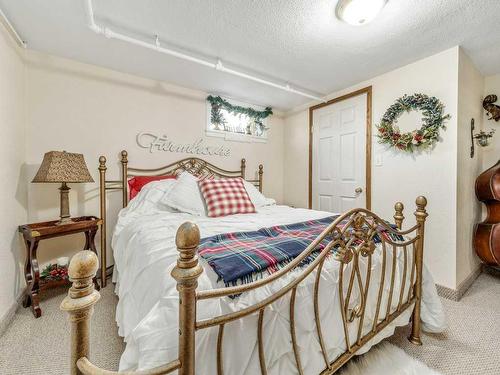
[
  {"x1": 0, "y1": 286, "x2": 124, "y2": 374},
  {"x1": 0, "y1": 273, "x2": 498, "y2": 374},
  {"x1": 387, "y1": 272, "x2": 500, "y2": 375}
]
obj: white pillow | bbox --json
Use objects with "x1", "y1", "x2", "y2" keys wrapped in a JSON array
[
  {"x1": 121, "y1": 179, "x2": 177, "y2": 215},
  {"x1": 161, "y1": 171, "x2": 206, "y2": 215},
  {"x1": 243, "y1": 179, "x2": 276, "y2": 208}
]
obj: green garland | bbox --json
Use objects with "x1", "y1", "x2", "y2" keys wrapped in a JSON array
[
  {"x1": 376, "y1": 93, "x2": 450, "y2": 152},
  {"x1": 207, "y1": 95, "x2": 273, "y2": 134}
]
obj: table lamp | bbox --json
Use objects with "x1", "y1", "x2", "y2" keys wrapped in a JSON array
[{"x1": 32, "y1": 151, "x2": 94, "y2": 225}]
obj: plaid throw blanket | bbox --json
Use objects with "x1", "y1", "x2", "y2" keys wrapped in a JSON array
[{"x1": 199, "y1": 216, "x2": 402, "y2": 286}]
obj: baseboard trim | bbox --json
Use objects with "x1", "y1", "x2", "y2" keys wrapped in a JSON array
[
  {"x1": 436, "y1": 266, "x2": 482, "y2": 301},
  {"x1": 0, "y1": 292, "x2": 24, "y2": 337},
  {"x1": 0, "y1": 265, "x2": 113, "y2": 337}
]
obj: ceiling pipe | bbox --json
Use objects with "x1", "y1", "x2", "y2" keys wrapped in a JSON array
[
  {"x1": 84, "y1": 0, "x2": 326, "y2": 103},
  {"x1": 0, "y1": 7, "x2": 27, "y2": 48}
]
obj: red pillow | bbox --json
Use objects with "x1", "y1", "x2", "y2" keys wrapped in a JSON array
[
  {"x1": 128, "y1": 175, "x2": 176, "y2": 200},
  {"x1": 198, "y1": 177, "x2": 256, "y2": 217}
]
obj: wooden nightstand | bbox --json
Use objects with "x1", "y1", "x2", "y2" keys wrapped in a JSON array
[{"x1": 18, "y1": 216, "x2": 101, "y2": 318}]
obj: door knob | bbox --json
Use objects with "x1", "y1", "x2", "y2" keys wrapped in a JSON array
[{"x1": 355, "y1": 187, "x2": 363, "y2": 194}]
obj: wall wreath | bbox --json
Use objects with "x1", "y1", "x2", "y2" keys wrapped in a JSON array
[{"x1": 376, "y1": 93, "x2": 450, "y2": 152}]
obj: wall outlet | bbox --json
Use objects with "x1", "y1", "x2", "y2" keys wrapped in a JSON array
[{"x1": 375, "y1": 154, "x2": 383, "y2": 166}]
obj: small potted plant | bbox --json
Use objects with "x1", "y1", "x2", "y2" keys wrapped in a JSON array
[{"x1": 474, "y1": 129, "x2": 496, "y2": 147}]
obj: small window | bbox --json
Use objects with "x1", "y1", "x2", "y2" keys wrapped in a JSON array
[{"x1": 206, "y1": 95, "x2": 272, "y2": 143}]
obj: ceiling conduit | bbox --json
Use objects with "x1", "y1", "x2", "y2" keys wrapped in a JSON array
[
  {"x1": 84, "y1": 0, "x2": 327, "y2": 103},
  {"x1": 0, "y1": 7, "x2": 27, "y2": 48}
]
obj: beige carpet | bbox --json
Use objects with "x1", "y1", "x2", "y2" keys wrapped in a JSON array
[
  {"x1": 388, "y1": 272, "x2": 500, "y2": 374},
  {"x1": 0, "y1": 273, "x2": 498, "y2": 374},
  {"x1": 0, "y1": 286, "x2": 124, "y2": 374}
]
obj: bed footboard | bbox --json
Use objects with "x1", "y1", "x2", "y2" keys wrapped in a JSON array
[{"x1": 61, "y1": 197, "x2": 428, "y2": 375}]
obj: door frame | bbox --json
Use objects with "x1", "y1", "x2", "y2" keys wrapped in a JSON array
[{"x1": 308, "y1": 86, "x2": 372, "y2": 210}]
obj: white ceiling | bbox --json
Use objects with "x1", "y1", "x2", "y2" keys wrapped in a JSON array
[{"x1": 2, "y1": 0, "x2": 500, "y2": 110}]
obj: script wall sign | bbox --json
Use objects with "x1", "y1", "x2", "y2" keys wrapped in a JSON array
[{"x1": 136, "y1": 132, "x2": 231, "y2": 157}]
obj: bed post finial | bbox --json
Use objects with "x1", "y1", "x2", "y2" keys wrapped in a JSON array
[
  {"x1": 258, "y1": 164, "x2": 263, "y2": 193},
  {"x1": 60, "y1": 251, "x2": 101, "y2": 375},
  {"x1": 409, "y1": 196, "x2": 428, "y2": 346},
  {"x1": 121, "y1": 150, "x2": 128, "y2": 208},
  {"x1": 393, "y1": 202, "x2": 404, "y2": 229},
  {"x1": 241, "y1": 158, "x2": 246, "y2": 179},
  {"x1": 415, "y1": 196, "x2": 428, "y2": 213},
  {"x1": 98, "y1": 156, "x2": 107, "y2": 287},
  {"x1": 171, "y1": 222, "x2": 203, "y2": 375}
]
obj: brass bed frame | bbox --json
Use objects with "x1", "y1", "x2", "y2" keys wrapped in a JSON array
[
  {"x1": 96, "y1": 150, "x2": 263, "y2": 287},
  {"x1": 61, "y1": 153, "x2": 427, "y2": 375}
]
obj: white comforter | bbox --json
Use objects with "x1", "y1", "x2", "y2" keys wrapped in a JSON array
[{"x1": 111, "y1": 184, "x2": 446, "y2": 374}]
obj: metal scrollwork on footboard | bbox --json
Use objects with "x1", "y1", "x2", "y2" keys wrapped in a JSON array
[{"x1": 61, "y1": 197, "x2": 427, "y2": 375}]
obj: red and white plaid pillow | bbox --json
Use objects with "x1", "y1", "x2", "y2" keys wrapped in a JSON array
[{"x1": 198, "y1": 178, "x2": 256, "y2": 217}]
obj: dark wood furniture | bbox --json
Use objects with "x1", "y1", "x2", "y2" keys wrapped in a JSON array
[
  {"x1": 474, "y1": 160, "x2": 500, "y2": 268},
  {"x1": 19, "y1": 216, "x2": 101, "y2": 318}
]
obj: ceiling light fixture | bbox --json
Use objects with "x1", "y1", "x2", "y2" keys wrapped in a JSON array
[{"x1": 336, "y1": 0, "x2": 387, "y2": 26}]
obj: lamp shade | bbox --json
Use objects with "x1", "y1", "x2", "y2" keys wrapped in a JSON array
[{"x1": 32, "y1": 151, "x2": 94, "y2": 183}]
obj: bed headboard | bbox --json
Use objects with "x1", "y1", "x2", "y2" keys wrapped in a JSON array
[{"x1": 97, "y1": 150, "x2": 263, "y2": 286}]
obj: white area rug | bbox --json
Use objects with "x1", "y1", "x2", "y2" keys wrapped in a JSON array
[{"x1": 340, "y1": 342, "x2": 442, "y2": 375}]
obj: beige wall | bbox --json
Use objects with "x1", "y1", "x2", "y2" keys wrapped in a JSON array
[
  {"x1": 283, "y1": 110, "x2": 309, "y2": 208},
  {"x1": 0, "y1": 24, "x2": 27, "y2": 324},
  {"x1": 284, "y1": 47, "x2": 461, "y2": 289},
  {"x1": 24, "y1": 51, "x2": 285, "y2": 268},
  {"x1": 0, "y1": 36, "x2": 493, "y2": 320},
  {"x1": 482, "y1": 74, "x2": 500, "y2": 169},
  {"x1": 456, "y1": 49, "x2": 484, "y2": 287}
]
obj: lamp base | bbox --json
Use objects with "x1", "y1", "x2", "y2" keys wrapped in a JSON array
[
  {"x1": 55, "y1": 217, "x2": 74, "y2": 226},
  {"x1": 56, "y1": 182, "x2": 72, "y2": 225}
]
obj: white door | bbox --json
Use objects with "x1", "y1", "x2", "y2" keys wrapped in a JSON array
[{"x1": 312, "y1": 94, "x2": 367, "y2": 213}]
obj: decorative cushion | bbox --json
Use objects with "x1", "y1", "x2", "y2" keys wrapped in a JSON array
[
  {"x1": 128, "y1": 175, "x2": 176, "y2": 200},
  {"x1": 199, "y1": 177, "x2": 256, "y2": 217},
  {"x1": 125, "y1": 179, "x2": 178, "y2": 214},
  {"x1": 242, "y1": 179, "x2": 276, "y2": 208},
  {"x1": 161, "y1": 172, "x2": 207, "y2": 215}
]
